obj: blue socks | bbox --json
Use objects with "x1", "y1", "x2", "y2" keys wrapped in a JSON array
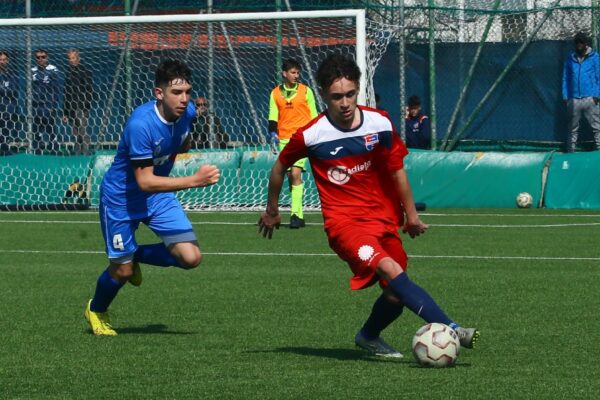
[
  {"x1": 360, "y1": 294, "x2": 404, "y2": 340},
  {"x1": 90, "y1": 268, "x2": 124, "y2": 313},
  {"x1": 134, "y1": 243, "x2": 182, "y2": 267},
  {"x1": 387, "y1": 273, "x2": 454, "y2": 326},
  {"x1": 89, "y1": 245, "x2": 182, "y2": 313}
]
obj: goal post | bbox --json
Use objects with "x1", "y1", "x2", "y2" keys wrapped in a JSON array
[
  {"x1": 0, "y1": 9, "x2": 393, "y2": 210},
  {"x1": 0, "y1": 9, "x2": 368, "y2": 105}
]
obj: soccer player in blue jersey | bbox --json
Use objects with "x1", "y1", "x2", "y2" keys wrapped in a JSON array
[{"x1": 84, "y1": 59, "x2": 221, "y2": 336}]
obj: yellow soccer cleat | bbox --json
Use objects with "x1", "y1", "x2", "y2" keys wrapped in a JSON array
[
  {"x1": 84, "y1": 299, "x2": 117, "y2": 336},
  {"x1": 128, "y1": 262, "x2": 143, "y2": 287}
]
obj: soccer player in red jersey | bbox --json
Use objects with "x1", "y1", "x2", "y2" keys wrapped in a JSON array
[{"x1": 259, "y1": 54, "x2": 479, "y2": 357}]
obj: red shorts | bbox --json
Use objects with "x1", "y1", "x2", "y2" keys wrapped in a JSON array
[{"x1": 327, "y1": 221, "x2": 408, "y2": 290}]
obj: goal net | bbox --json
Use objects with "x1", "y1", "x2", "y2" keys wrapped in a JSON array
[{"x1": 0, "y1": 10, "x2": 394, "y2": 210}]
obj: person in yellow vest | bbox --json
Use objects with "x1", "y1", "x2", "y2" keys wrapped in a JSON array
[{"x1": 268, "y1": 59, "x2": 318, "y2": 228}]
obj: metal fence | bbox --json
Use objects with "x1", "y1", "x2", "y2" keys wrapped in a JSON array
[{"x1": 3, "y1": 0, "x2": 600, "y2": 151}]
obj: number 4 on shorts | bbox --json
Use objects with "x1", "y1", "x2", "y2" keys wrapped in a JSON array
[{"x1": 113, "y1": 234, "x2": 125, "y2": 251}]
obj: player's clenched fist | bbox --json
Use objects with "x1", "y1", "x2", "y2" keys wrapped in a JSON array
[{"x1": 193, "y1": 164, "x2": 220, "y2": 187}]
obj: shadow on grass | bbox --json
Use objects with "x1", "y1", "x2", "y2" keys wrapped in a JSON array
[
  {"x1": 86, "y1": 324, "x2": 197, "y2": 335},
  {"x1": 249, "y1": 347, "x2": 472, "y2": 368},
  {"x1": 248, "y1": 347, "x2": 413, "y2": 364}
]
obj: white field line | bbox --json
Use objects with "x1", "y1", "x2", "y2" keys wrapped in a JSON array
[
  {"x1": 431, "y1": 223, "x2": 600, "y2": 228},
  {"x1": 1, "y1": 248, "x2": 599, "y2": 261},
  {"x1": 2, "y1": 211, "x2": 600, "y2": 218},
  {"x1": 2, "y1": 219, "x2": 600, "y2": 228},
  {"x1": 419, "y1": 213, "x2": 600, "y2": 217}
]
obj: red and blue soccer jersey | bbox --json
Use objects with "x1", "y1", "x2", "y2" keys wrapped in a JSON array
[{"x1": 278, "y1": 106, "x2": 409, "y2": 233}]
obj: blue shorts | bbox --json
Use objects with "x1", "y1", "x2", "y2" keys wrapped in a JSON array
[{"x1": 99, "y1": 194, "x2": 196, "y2": 263}]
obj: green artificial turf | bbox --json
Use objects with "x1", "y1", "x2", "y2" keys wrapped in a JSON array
[{"x1": 0, "y1": 209, "x2": 599, "y2": 399}]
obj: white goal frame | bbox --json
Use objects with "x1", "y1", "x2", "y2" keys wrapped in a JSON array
[{"x1": 0, "y1": 9, "x2": 368, "y2": 105}]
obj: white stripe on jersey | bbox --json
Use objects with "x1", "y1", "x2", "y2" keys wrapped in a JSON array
[{"x1": 303, "y1": 108, "x2": 394, "y2": 147}]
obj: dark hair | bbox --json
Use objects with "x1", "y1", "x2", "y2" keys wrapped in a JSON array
[
  {"x1": 34, "y1": 48, "x2": 48, "y2": 55},
  {"x1": 0, "y1": 50, "x2": 8, "y2": 58},
  {"x1": 316, "y1": 54, "x2": 361, "y2": 92},
  {"x1": 574, "y1": 32, "x2": 591, "y2": 46},
  {"x1": 408, "y1": 95, "x2": 421, "y2": 107},
  {"x1": 282, "y1": 59, "x2": 301, "y2": 72},
  {"x1": 155, "y1": 59, "x2": 192, "y2": 88}
]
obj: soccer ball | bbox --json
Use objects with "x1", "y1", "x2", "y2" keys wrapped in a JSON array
[
  {"x1": 412, "y1": 323, "x2": 460, "y2": 368},
  {"x1": 516, "y1": 192, "x2": 533, "y2": 208}
]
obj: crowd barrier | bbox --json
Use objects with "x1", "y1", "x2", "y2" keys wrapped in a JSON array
[{"x1": 1, "y1": 149, "x2": 598, "y2": 209}]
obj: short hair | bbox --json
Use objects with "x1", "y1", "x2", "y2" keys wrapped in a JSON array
[
  {"x1": 67, "y1": 48, "x2": 80, "y2": 55},
  {"x1": 282, "y1": 59, "x2": 301, "y2": 72},
  {"x1": 408, "y1": 95, "x2": 421, "y2": 107},
  {"x1": 34, "y1": 48, "x2": 48, "y2": 55},
  {"x1": 0, "y1": 50, "x2": 8, "y2": 58},
  {"x1": 316, "y1": 54, "x2": 361, "y2": 92},
  {"x1": 155, "y1": 59, "x2": 192, "y2": 88},
  {"x1": 574, "y1": 32, "x2": 591, "y2": 46}
]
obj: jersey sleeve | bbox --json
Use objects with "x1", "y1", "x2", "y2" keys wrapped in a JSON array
[
  {"x1": 268, "y1": 90, "x2": 279, "y2": 122},
  {"x1": 278, "y1": 130, "x2": 308, "y2": 168},
  {"x1": 125, "y1": 119, "x2": 154, "y2": 161},
  {"x1": 384, "y1": 124, "x2": 409, "y2": 172},
  {"x1": 306, "y1": 87, "x2": 318, "y2": 118}
]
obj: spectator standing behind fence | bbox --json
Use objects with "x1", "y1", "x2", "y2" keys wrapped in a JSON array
[
  {"x1": 31, "y1": 48, "x2": 61, "y2": 154},
  {"x1": 191, "y1": 96, "x2": 229, "y2": 149},
  {"x1": 404, "y1": 95, "x2": 431, "y2": 149},
  {"x1": 63, "y1": 48, "x2": 93, "y2": 155},
  {"x1": 0, "y1": 51, "x2": 18, "y2": 155},
  {"x1": 562, "y1": 32, "x2": 600, "y2": 153}
]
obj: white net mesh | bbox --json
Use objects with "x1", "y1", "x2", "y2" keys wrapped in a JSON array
[
  {"x1": 0, "y1": 12, "x2": 394, "y2": 210},
  {"x1": 402, "y1": 0, "x2": 596, "y2": 44}
]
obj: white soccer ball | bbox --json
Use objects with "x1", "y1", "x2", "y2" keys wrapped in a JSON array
[
  {"x1": 412, "y1": 323, "x2": 460, "y2": 368},
  {"x1": 516, "y1": 192, "x2": 533, "y2": 208}
]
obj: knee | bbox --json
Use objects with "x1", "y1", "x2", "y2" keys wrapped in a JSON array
[
  {"x1": 376, "y1": 257, "x2": 404, "y2": 282},
  {"x1": 109, "y1": 263, "x2": 135, "y2": 281},
  {"x1": 291, "y1": 171, "x2": 302, "y2": 184},
  {"x1": 178, "y1": 249, "x2": 202, "y2": 269}
]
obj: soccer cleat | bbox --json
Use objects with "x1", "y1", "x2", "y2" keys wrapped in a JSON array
[
  {"x1": 289, "y1": 214, "x2": 306, "y2": 229},
  {"x1": 455, "y1": 327, "x2": 479, "y2": 348},
  {"x1": 128, "y1": 262, "x2": 142, "y2": 287},
  {"x1": 355, "y1": 331, "x2": 404, "y2": 358},
  {"x1": 84, "y1": 299, "x2": 117, "y2": 336}
]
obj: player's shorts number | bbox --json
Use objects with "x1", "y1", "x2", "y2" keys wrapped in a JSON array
[{"x1": 112, "y1": 234, "x2": 125, "y2": 251}]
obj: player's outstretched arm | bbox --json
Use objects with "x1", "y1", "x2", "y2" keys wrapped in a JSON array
[
  {"x1": 391, "y1": 168, "x2": 428, "y2": 238},
  {"x1": 258, "y1": 160, "x2": 286, "y2": 239},
  {"x1": 134, "y1": 164, "x2": 220, "y2": 193}
]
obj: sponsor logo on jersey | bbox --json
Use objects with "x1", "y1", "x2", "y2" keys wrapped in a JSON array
[
  {"x1": 330, "y1": 146, "x2": 343, "y2": 155},
  {"x1": 153, "y1": 154, "x2": 170, "y2": 166},
  {"x1": 357, "y1": 244, "x2": 380, "y2": 265},
  {"x1": 153, "y1": 138, "x2": 164, "y2": 157},
  {"x1": 326, "y1": 160, "x2": 371, "y2": 185},
  {"x1": 364, "y1": 133, "x2": 379, "y2": 151}
]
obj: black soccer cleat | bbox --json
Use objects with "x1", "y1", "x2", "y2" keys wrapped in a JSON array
[
  {"x1": 455, "y1": 327, "x2": 479, "y2": 349},
  {"x1": 289, "y1": 214, "x2": 305, "y2": 229}
]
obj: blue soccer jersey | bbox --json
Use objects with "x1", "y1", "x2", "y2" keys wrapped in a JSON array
[{"x1": 101, "y1": 100, "x2": 195, "y2": 208}]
